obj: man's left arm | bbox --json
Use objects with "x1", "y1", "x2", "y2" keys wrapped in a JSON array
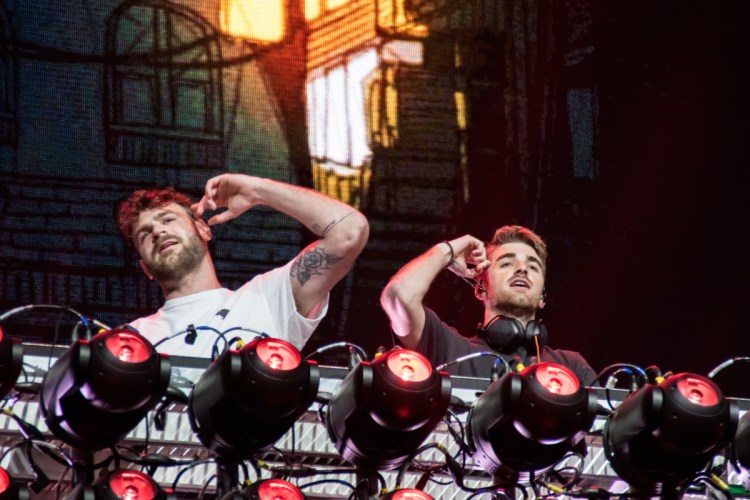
[{"x1": 193, "y1": 174, "x2": 369, "y2": 316}]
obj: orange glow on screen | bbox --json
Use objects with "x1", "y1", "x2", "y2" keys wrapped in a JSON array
[
  {"x1": 327, "y1": 0, "x2": 349, "y2": 9},
  {"x1": 305, "y1": 0, "x2": 351, "y2": 20},
  {"x1": 223, "y1": 0, "x2": 284, "y2": 42},
  {"x1": 305, "y1": 0, "x2": 321, "y2": 20}
]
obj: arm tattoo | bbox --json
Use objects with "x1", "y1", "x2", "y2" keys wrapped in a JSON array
[
  {"x1": 312, "y1": 211, "x2": 356, "y2": 237},
  {"x1": 291, "y1": 247, "x2": 344, "y2": 286}
]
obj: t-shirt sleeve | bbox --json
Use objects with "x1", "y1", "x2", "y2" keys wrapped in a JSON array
[
  {"x1": 414, "y1": 307, "x2": 493, "y2": 377},
  {"x1": 250, "y1": 261, "x2": 329, "y2": 351},
  {"x1": 415, "y1": 307, "x2": 456, "y2": 367}
]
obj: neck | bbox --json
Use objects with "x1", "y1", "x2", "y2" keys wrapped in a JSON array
[
  {"x1": 159, "y1": 257, "x2": 221, "y2": 300},
  {"x1": 484, "y1": 307, "x2": 536, "y2": 328}
]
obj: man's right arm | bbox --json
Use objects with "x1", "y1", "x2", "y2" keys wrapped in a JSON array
[{"x1": 380, "y1": 235, "x2": 489, "y2": 350}]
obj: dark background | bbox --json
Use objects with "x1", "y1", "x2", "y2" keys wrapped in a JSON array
[
  {"x1": 408, "y1": 1, "x2": 750, "y2": 396},
  {"x1": 2, "y1": 1, "x2": 750, "y2": 396}
]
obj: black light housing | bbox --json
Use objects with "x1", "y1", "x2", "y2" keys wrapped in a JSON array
[
  {"x1": 326, "y1": 348, "x2": 451, "y2": 471},
  {"x1": 189, "y1": 337, "x2": 319, "y2": 460},
  {"x1": 39, "y1": 328, "x2": 171, "y2": 450},
  {"x1": 66, "y1": 469, "x2": 171, "y2": 500},
  {"x1": 604, "y1": 372, "x2": 738, "y2": 492},
  {"x1": 468, "y1": 362, "x2": 597, "y2": 482},
  {"x1": 0, "y1": 466, "x2": 31, "y2": 500},
  {"x1": 0, "y1": 325, "x2": 23, "y2": 400},
  {"x1": 240, "y1": 478, "x2": 307, "y2": 499},
  {"x1": 734, "y1": 409, "x2": 750, "y2": 489}
]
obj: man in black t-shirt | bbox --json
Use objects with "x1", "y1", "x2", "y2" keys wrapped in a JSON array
[{"x1": 380, "y1": 226, "x2": 597, "y2": 386}]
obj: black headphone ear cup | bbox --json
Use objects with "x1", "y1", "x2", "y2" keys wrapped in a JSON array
[
  {"x1": 523, "y1": 319, "x2": 548, "y2": 351},
  {"x1": 478, "y1": 316, "x2": 525, "y2": 354}
]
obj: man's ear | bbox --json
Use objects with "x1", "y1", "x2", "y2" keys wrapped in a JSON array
[
  {"x1": 538, "y1": 289, "x2": 546, "y2": 309},
  {"x1": 194, "y1": 218, "x2": 213, "y2": 242},
  {"x1": 474, "y1": 279, "x2": 486, "y2": 301},
  {"x1": 139, "y1": 259, "x2": 154, "y2": 280}
]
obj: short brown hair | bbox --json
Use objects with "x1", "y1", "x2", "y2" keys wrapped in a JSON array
[
  {"x1": 485, "y1": 225, "x2": 548, "y2": 272},
  {"x1": 116, "y1": 188, "x2": 193, "y2": 244}
]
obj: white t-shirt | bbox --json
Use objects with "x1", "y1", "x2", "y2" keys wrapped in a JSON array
[{"x1": 129, "y1": 262, "x2": 328, "y2": 358}]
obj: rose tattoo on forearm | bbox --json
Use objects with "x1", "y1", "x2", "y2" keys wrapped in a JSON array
[{"x1": 291, "y1": 247, "x2": 343, "y2": 285}]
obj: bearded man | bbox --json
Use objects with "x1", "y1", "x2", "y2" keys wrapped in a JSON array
[
  {"x1": 117, "y1": 173, "x2": 369, "y2": 357},
  {"x1": 380, "y1": 226, "x2": 597, "y2": 385}
]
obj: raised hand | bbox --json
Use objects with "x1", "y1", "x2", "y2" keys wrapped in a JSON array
[
  {"x1": 191, "y1": 174, "x2": 259, "y2": 226},
  {"x1": 444, "y1": 234, "x2": 490, "y2": 279}
]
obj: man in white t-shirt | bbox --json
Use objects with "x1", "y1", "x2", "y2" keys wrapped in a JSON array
[{"x1": 116, "y1": 174, "x2": 369, "y2": 358}]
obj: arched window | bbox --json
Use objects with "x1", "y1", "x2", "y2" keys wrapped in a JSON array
[
  {"x1": 0, "y1": 5, "x2": 18, "y2": 147},
  {"x1": 104, "y1": 0, "x2": 224, "y2": 168}
]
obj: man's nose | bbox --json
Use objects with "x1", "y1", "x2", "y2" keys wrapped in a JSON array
[{"x1": 151, "y1": 223, "x2": 167, "y2": 240}]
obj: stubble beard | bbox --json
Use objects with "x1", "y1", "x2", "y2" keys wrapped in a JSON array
[
  {"x1": 492, "y1": 289, "x2": 540, "y2": 319},
  {"x1": 145, "y1": 233, "x2": 206, "y2": 284}
]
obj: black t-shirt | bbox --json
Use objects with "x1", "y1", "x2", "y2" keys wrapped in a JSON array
[{"x1": 414, "y1": 307, "x2": 598, "y2": 386}]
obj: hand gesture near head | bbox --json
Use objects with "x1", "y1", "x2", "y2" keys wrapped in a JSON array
[
  {"x1": 191, "y1": 174, "x2": 260, "y2": 226},
  {"x1": 444, "y1": 235, "x2": 491, "y2": 279}
]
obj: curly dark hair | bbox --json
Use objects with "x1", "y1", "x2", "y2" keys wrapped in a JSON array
[{"x1": 116, "y1": 188, "x2": 193, "y2": 245}]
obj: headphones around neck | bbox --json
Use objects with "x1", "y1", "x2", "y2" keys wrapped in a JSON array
[{"x1": 476, "y1": 315, "x2": 548, "y2": 354}]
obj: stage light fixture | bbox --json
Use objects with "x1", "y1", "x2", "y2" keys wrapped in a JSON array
[
  {"x1": 467, "y1": 362, "x2": 597, "y2": 482},
  {"x1": 66, "y1": 469, "x2": 170, "y2": 500},
  {"x1": 378, "y1": 489, "x2": 434, "y2": 500},
  {"x1": 326, "y1": 348, "x2": 451, "y2": 471},
  {"x1": 0, "y1": 325, "x2": 23, "y2": 400},
  {"x1": 604, "y1": 372, "x2": 738, "y2": 493},
  {"x1": 730, "y1": 403, "x2": 750, "y2": 489},
  {"x1": 240, "y1": 478, "x2": 307, "y2": 499},
  {"x1": 189, "y1": 337, "x2": 320, "y2": 460},
  {"x1": 0, "y1": 466, "x2": 31, "y2": 500},
  {"x1": 39, "y1": 328, "x2": 171, "y2": 450}
]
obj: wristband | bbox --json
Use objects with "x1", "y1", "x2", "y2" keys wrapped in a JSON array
[{"x1": 441, "y1": 240, "x2": 455, "y2": 268}]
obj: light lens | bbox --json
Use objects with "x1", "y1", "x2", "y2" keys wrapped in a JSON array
[
  {"x1": 0, "y1": 467, "x2": 9, "y2": 492},
  {"x1": 392, "y1": 489, "x2": 434, "y2": 500},
  {"x1": 256, "y1": 339, "x2": 301, "y2": 370},
  {"x1": 105, "y1": 332, "x2": 151, "y2": 363},
  {"x1": 676, "y1": 376, "x2": 719, "y2": 406},
  {"x1": 386, "y1": 350, "x2": 431, "y2": 382},
  {"x1": 257, "y1": 478, "x2": 305, "y2": 500},
  {"x1": 535, "y1": 363, "x2": 578, "y2": 395},
  {"x1": 109, "y1": 470, "x2": 157, "y2": 500}
]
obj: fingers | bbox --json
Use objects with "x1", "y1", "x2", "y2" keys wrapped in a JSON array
[
  {"x1": 473, "y1": 258, "x2": 491, "y2": 272},
  {"x1": 191, "y1": 196, "x2": 214, "y2": 218},
  {"x1": 190, "y1": 202, "x2": 203, "y2": 218},
  {"x1": 192, "y1": 175, "x2": 228, "y2": 221},
  {"x1": 203, "y1": 175, "x2": 223, "y2": 199},
  {"x1": 443, "y1": 235, "x2": 490, "y2": 279},
  {"x1": 201, "y1": 174, "x2": 226, "y2": 207},
  {"x1": 451, "y1": 234, "x2": 485, "y2": 255},
  {"x1": 207, "y1": 209, "x2": 238, "y2": 226},
  {"x1": 451, "y1": 235, "x2": 487, "y2": 262}
]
